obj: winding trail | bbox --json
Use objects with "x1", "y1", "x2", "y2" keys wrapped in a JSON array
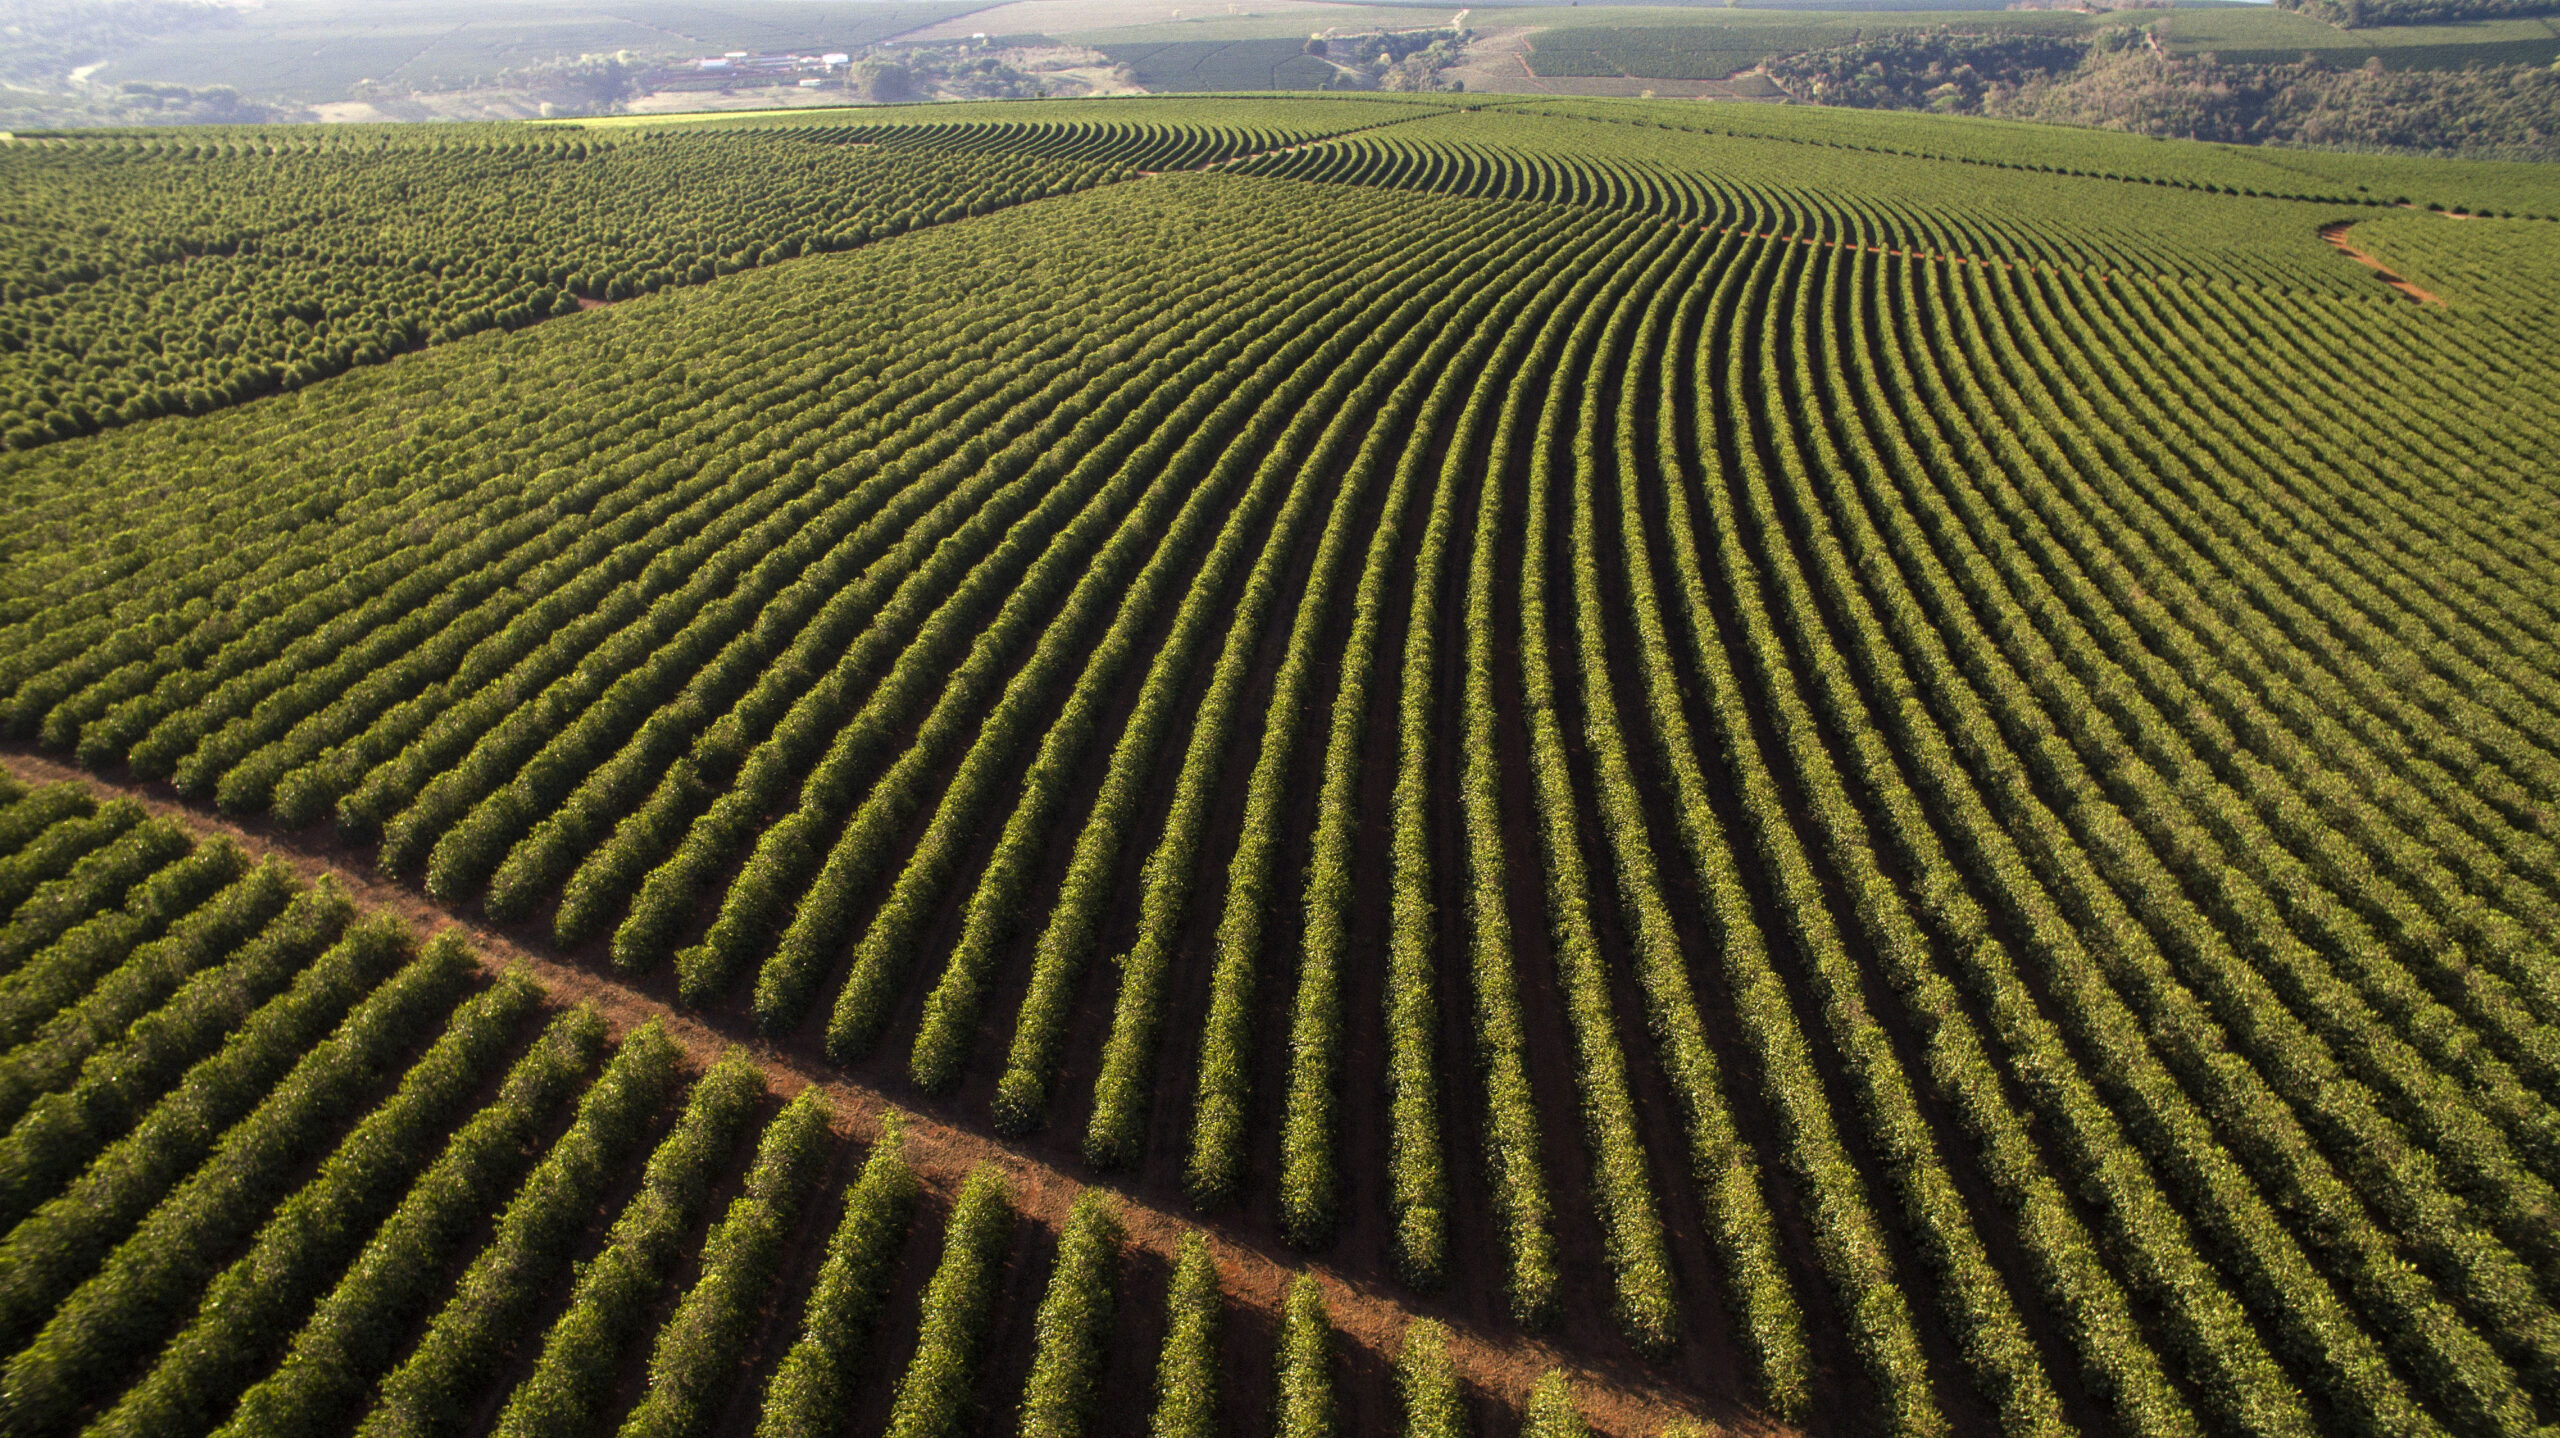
[
  {"x1": 0, "y1": 747, "x2": 1781, "y2": 1438},
  {"x1": 2320, "y1": 220, "x2": 2445, "y2": 305}
]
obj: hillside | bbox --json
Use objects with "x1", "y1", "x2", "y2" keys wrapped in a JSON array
[
  {"x1": 0, "y1": 95, "x2": 2557, "y2": 1436},
  {"x1": 6, "y1": 0, "x2": 2558, "y2": 158}
]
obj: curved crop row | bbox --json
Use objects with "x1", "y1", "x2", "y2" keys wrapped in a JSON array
[
  {"x1": 884, "y1": 1163, "x2": 1015, "y2": 1438},
  {"x1": 755, "y1": 1115, "x2": 922, "y2": 1438}
]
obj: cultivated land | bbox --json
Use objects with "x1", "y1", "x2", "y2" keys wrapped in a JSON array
[
  {"x1": 0, "y1": 94, "x2": 2556, "y2": 1437},
  {"x1": 1512, "y1": 5, "x2": 2560, "y2": 81}
]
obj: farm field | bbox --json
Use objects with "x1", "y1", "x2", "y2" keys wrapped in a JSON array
[
  {"x1": 1087, "y1": 41, "x2": 1345, "y2": 94},
  {"x1": 75, "y1": 1, "x2": 989, "y2": 103},
  {"x1": 0, "y1": 93, "x2": 2558, "y2": 1436},
  {"x1": 2149, "y1": 7, "x2": 2560, "y2": 69},
  {"x1": 1516, "y1": 5, "x2": 2560, "y2": 81},
  {"x1": 1521, "y1": 10, "x2": 2100, "y2": 81}
]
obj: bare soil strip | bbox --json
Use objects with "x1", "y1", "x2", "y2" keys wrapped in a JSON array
[
  {"x1": 2319, "y1": 221, "x2": 2445, "y2": 306},
  {"x1": 0, "y1": 748, "x2": 1783, "y2": 1438}
]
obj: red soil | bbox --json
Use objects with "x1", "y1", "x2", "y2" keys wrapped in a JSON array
[{"x1": 2319, "y1": 221, "x2": 2445, "y2": 306}]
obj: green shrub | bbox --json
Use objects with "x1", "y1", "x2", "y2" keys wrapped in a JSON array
[
  {"x1": 884, "y1": 1164, "x2": 1015, "y2": 1438},
  {"x1": 1275, "y1": 1275, "x2": 1333, "y2": 1438},
  {"x1": 1149, "y1": 1234, "x2": 1222, "y2": 1438},
  {"x1": 358, "y1": 1022, "x2": 684, "y2": 1438},
  {"x1": 491, "y1": 1053, "x2": 763, "y2": 1438},
  {"x1": 621, "y1": 1088, "x2": 834, "y2": 1438},
  {"x1": 0, "y1": 916, "x2": 447, "y2": 1359},
  {"x1": 204, "y1": 993, "x2": 604, "y2": 1438},
  {"x1": 1396, "y1": 1319, "x2": 1463, "y2": 1438},
  {"x1": 1018, "y1": 1190, "x2": 1122, "y2": 1438},
  {"x1": 74, "y1": 974, "x2": 565, "y2": 1438},
  {"x1": 757, "y1": 1115, "x2": 922, "y2": 1438},
  {"x1": 1521, "y1": 1371, "x2": 1587, "y2": 1438},
  {"x1": 0, "y1": 877, "x2": 353, "y2": 1232}
]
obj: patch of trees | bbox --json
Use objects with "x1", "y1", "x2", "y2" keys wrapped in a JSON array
[
  {"x1": 1767, "y1": 27, "x2": 2560, "y2": 157},
  {"x1": 1762, "y1": 31, "x2": 2089, "y2": 112},
  {"x1": 2005, "y1": 42, "x2": 2560, "y2": 156}
]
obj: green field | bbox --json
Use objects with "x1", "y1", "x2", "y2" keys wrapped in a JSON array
[
  {"x1": 1520, "y1": 93, "x2": 2560, "y2": 212},
  {"x1": 1527, "y1": 24, "x2": 1845, "y2": 78},
  {"x1": 80, "y1": 1, "x2": 983, "y2": 102},
  {"x1": 1525, "y1": 9, "x2": 2104, "y2": 78},
  {"x1": 1059, "y1": 10, "x2": 1429, "y2": 43},
  {"x1": 1089, "y1": 39, "x2": 1345, "y2": 91},
  {"x1": 0, "y1": 93, "x2": 2558, "y2": 1437},
  {"x1": 1525, "y1": 1, "x2": 2560, "y2": 78},
  {"x1": 2156, "y1": 5, "x2": 2560, "y2": 64}
]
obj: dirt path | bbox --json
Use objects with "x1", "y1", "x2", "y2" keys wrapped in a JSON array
[
  {"x1": 0, "y1": 747, "x2": 1782, "y2": 1438},
  {"x1": 2320, "y1": 220, "x2": 2445, "y2": 306}
]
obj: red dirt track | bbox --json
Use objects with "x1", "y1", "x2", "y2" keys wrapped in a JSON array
[
  {"x1": 2319, "y1": 221, "x2": 2445, "y2": 306},
  {"x1": 0, "y1": 746, "x2": 1789, "y2": 1438}
]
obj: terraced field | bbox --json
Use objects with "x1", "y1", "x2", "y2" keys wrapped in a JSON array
[{"x1": 0, "y1": 94, "x2": 2556, "y2": 1436}]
